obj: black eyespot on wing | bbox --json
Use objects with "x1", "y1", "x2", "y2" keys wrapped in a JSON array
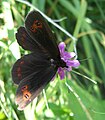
[{"x1": 25, "y1": 10, "x2": 60, "y2": 60}]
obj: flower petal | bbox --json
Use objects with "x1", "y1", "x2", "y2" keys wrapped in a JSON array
[
  {"x1": 69, "y1": 52, "x2": 76, "y2": 58},
  {"x1": 66, "y1": 60, "x2": 80, "y2": 68},
  {"x1": 58, "y1": 42, "x2": 66, "y2": 54},
  {"x1": 58, "y1": 67, "x2": 65, "y2": 80},
  {"x1": 63, "y1": 52, "x2": 76, "y2": 59}
]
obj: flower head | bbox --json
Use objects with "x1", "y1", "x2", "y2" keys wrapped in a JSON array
[{"x1": 58, "y1": 42, "x2": 80, "y2": 80}]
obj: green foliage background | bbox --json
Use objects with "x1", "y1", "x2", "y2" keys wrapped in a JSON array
[{"x1": 0, "y1": 0, "x2": 105, "y2": 120}]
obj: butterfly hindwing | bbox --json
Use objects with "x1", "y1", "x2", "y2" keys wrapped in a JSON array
[
  {"x1": 25, "y1": 10, "x2": 60, "y2": 59},
  {"x1": 12, "y1": 51, "x2": 51, "y2": 85},
  {"x1": 15, "y1": 63, "x2": 56, "y2": 110}
]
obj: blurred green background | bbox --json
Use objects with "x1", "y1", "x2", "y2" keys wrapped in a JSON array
[{"x1": 0, "y1": 0, "x2": 105, "y2": 120}]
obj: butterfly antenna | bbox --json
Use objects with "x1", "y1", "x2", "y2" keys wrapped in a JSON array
[{"x1": 79, "y1": 57, "x2": 92, "y2": 62}]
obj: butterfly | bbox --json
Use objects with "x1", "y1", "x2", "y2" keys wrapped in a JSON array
[
  {"x1": 12, "y1": 10, "x2": 80, "y2": 110},
  {"x1": 11, "y1": 10, "x2": 67, "y2": 110}
]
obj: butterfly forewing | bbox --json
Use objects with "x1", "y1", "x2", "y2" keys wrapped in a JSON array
[
  {"x1": 16, "y1": 27, "x2": 46, "y2": 52},
  {"x1": 25, "y1": 10, "x2": 60, "y2": 59}
]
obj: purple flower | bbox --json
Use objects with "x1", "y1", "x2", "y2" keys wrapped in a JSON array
[{"x1": 58, "y1": 42, "x2": 80, "y2": 80}]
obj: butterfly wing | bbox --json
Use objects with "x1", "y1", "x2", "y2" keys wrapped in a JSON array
[
  {"x1": 16, "y1": 26, "x2": 46, "y2": 52},
  {"x1": 25, "y1": 10, "x2": 60, "y2": 60},
  {"x1": 12, "y1": 50, "x2": 51, "y2": 85},
  {"x1": 15, "y1": 55, "x2": 56, "y2": 110}
]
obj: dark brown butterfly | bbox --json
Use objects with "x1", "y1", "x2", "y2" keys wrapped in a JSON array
[{"x1": 11, "y1": 11, "x2": 67, "y2": 110}]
